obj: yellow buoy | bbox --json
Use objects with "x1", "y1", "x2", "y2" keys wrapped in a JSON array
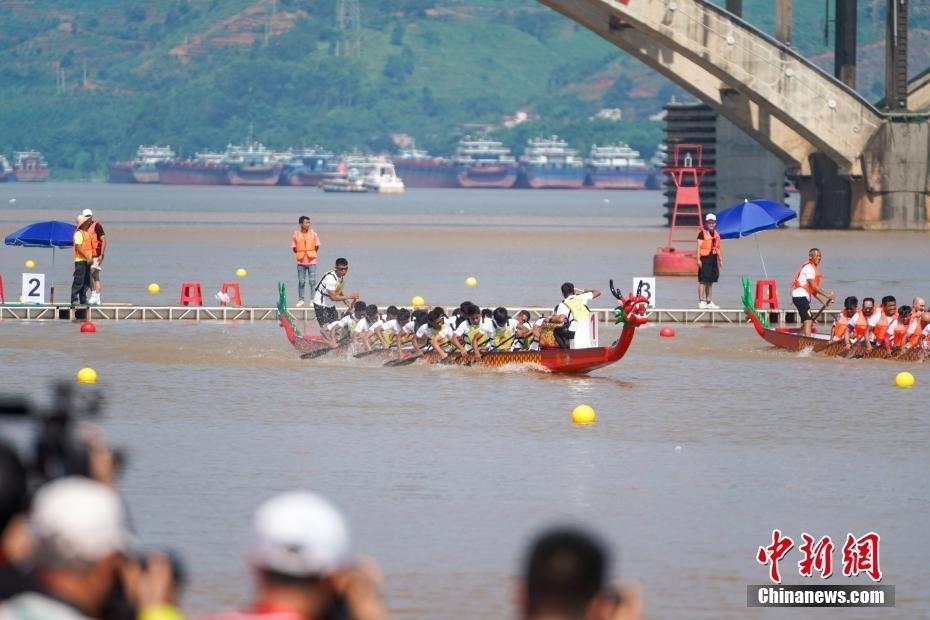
[
  {"x1": 236, "y1": 268, "x2": 248, "y2": 278},
  {"x1": 25, "y1": 259, "x2": 35, "y2": 269},
  {"x1": 894, "y1": 371, "x2": 915, "y2": 388},
  {"x1": 571, "y1": 404, "x2": 596, "y2": 425},
  {"x1": 411, "y1": 295, "x2": 425, "y2": 307},
  {"x1": 465, "y1": 276, "x2": 478, "y2": 287},
  {"x1": 147, "y1": 283, "x2": 160, "y2": 294},
  {"x1": 76, "y1": 367, "x2": 97, "y2": 384}
]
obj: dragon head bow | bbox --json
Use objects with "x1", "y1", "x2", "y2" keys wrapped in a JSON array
[{"x1": 609, "y1": 281, "x2": 649, "y2": 327}]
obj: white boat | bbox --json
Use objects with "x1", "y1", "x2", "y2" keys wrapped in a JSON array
[{"x1": 362, "y1": 160, "x2": 405, "y2": 194}]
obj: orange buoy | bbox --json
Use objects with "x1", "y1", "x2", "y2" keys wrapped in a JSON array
[
  {"x1": 659, "y1": 326, "x2": 675, "y2": 338},
  {"x1": 80, "y1": 322, "x2": 96, "y2": 333}
]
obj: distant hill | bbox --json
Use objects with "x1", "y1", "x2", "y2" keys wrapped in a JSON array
[{"x1": 0, "y1": 0, "x2": 927, "y2": 178}]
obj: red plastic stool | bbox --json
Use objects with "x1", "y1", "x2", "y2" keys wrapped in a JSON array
[
  {"x1": 219, "y1": 282, "x2": 242, "y2": 307},
  {"x1": 179, "y1": 282, "x2": 203, "y2": 307},
  {"x1": 0, "y1": 274, "x2": 4, "y2": 303},
  {"x1": 754, "y1": 279, "x2": 779, "y2": 309}
]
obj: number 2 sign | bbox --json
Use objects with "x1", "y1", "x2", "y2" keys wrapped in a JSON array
[{"x1": 22, "y1": 273, "x2": 45, "y2": 305}]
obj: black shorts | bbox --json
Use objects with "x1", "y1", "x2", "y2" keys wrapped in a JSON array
[
  {"x1": 314, "y1": 303, "x2": 338, "y2": 327},
  {"x1": 792, "y1": 296, "x2": 813, "y2": 322},
  {"x1": 698, "y1": 254, "x2": 719, "y2": 283}
]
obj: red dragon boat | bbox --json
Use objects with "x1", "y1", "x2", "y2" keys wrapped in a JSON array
[
  {"x1": 275, "y1": 283, "x2": 649, "y2": 374},
  {"x1": 741, "y1": 278, "x2": 924, "y2": 362}
]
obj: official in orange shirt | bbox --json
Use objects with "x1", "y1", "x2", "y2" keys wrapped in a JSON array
[{"x1": 292, "y1": 215, "x2": 320, "y2": 307}]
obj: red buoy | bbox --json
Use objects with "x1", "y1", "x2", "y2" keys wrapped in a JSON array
[
  {"x1": 659, "y1": 326, "x2": 675, "y2": 338},
  {"x1": 80, "y1": 322, "x2": 96, "y2": 333}
]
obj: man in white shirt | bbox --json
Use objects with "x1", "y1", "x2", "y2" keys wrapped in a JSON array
[
  {"x1": 547, "y1": 282, "x2": 601, "y2": 349},
  {"x1": 790, "y1": 248, "x2": 835, "y2": 337},
  {"x1": 312, "y1": 258, "x2": 359, "y2": 335}
]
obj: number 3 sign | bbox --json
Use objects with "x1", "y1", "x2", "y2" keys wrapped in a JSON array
[
  {"x1": 22, "y1": 273, "x2": 46, "y2": 305},
  {"x1": 632, "y1": 277, "x2": 656, "y2": 308}
]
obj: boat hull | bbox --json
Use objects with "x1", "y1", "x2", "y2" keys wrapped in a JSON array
[
  {"x1": 457, "y1": 164, "x2": 517, "y2": 188},
  {"x1": 156, "y1": 162, "x2": 230, "y2": 185},
  {"x1": 12, "y1": 168, "x2": 50, "y2": 182},
  {"x1": 132, "y1": 165, "x2": 160, "y2": 184},
  {"x1": 586, "y1": 167, "x2": 652, "y2": 189},
  {"x1": 107, "y1": 162, "x2": 137, "y2": 183},
  {"x1": 284, "y1": 170, "x2": 342, "y2": 186},
  {"x1": 521, "y1": 165, "x2": 586, "y2": 189},
  {"x1": 393, "y1": 161, "x2": 458, "y2": 188},
  {"x1": 227, "y1": 164, "x2": 283, "y2": 186}
]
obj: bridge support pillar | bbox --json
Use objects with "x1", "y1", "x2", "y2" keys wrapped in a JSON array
[{"x1": 802, "y1": 120, "x2": 930, "y2": 230}]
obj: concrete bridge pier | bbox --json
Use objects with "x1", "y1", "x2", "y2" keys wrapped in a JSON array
[{"x1": 801, "y1": 120, "x2": 930, "y2": 230}]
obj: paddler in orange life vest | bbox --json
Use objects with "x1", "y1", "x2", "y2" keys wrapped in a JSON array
[
  {"x1": 883, "y1": 304, "x2": 920, "y2": 353},
  {"x1": 843, "y1": 296, "x2": 876, "y2": 346},
  {"x1": 292, "y1": 215, "x2": 320, "y2": 307},
  {"x1": 864, "y1": 295, "x2": 897, "y2": 350},
  {"x1": 830, "y1": 296, "x2": 859, "y2": 346},
  {"x1": 791, "y1": 248, "x2": 835, "y2": 337},
  {"x1": 696, "y1": 212, "x2": 722, "y2": 309},
  {"x1": 920, "y1": 311, "x2": 930, "y2": 358}
]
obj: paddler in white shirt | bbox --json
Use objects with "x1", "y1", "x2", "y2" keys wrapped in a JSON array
[
  {"x1": 451, "y1": 302, "x2": 493, "y2": 359},
  {"x1": 353, "y1": 304, "x2": 383, "y2": 352},
  {"x1": 324, "y1": 300, "x2": 366, "y2": 348}
]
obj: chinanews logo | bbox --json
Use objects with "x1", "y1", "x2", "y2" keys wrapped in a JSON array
[{"x1": 747, "y1": 530, "x2": 895, "y2": 608}]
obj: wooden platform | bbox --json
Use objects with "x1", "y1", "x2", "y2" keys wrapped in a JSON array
[{"x1": 0, "y1": 304, "x2": 826, "y2": 325}]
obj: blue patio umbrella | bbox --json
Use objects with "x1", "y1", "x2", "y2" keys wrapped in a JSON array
[
  {"x1": 4, "y1": 220, "x2": 76, "y2": 303},
  {"x1": 714, "y1": 199, "x2": 797, "y2": 277}
]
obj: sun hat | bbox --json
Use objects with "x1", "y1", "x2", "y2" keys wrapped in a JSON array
[
  {"x1": 30, "y1": 476, "x2": 129, "y2": 566},
  {"x1": 705, "y1": 213, "x2": 716, "y2": 221},
  {"x1": 76, "y1": 214, "x2": 90, "y2": 226},
  {"x1": 249, "y1": 491, "x2": 350, "y2": 577}
]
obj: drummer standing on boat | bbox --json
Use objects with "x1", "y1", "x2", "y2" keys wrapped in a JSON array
[
  {"x1": 547, "y1": 282, "x2": 601, "y2": 349},
  {"x1": 312, "y1": 258, "x2": 359, "y2": 334},
  {"x1": 791, "y1": 248, "x2": 835, "y2": 337}
]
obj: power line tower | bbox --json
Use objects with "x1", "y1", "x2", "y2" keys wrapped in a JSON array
[{"x1": 335, "y1": 0, "x2": 360, "y2": 57}]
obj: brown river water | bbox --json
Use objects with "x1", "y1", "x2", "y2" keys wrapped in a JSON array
[{"x1": 1, "y1": 183, "x2": 929, "y2": 618}]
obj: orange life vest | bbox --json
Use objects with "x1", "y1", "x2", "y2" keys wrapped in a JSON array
[
  {"x1": 886, "y1": 319, "x2": 919, "y2": 349},
  {"x1": 698, "y1": 229, "x2": 721, "y2": 257},
  {"x1": 850, "y1": 312, "x2": 869, "y2": 338},
  {"x1": 72, "y1": 229, "x2": 93, "y2": 262},
  {"x1": 294, "y1": 230, "x2": 317, "y2": 262},
  {"x1": 831, "y1": 313, "x2": 852, "y2": 340},
  {"x1": 791, "y1": 261, "x2": 821, "y2": 296},
  {"x1": 87, "y1": 221, "x2": 102, "y2": 255},
  {"x1": 871, "y1": 311, "x2": 894, "y2": 341}
]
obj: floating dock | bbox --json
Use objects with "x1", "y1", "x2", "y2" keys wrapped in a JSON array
[{"x1": 0, "y1": 304, "x2": 826, "y2": 325}]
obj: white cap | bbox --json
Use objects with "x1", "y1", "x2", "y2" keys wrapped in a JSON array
[
  {"x1": 705, "y1": 213, "x2": 716, "y2": 221},
  {"x1": 30, "y1": 477, "x2": 129, "y2": 566},
  {"x1": 81, "y1": 209, "x2": 93, "y2": 217},
  {"x1": 249, "y1": 491, "x2": 350, "y2": 577}
]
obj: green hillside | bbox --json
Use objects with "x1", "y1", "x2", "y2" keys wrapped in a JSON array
[{"x1": 0, "y1": 0, "x2": 927, "y2": 178}]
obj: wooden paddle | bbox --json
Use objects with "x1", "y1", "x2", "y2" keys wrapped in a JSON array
[
  {"x1": 810, "y1": 298, "x2": 832, "y2": 324},
  {"x1": 353, "y1": 349, "x2": 385, "y2": 359}
]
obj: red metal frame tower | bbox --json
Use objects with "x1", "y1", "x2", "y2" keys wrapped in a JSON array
[{"x1": 653, "y1": 143, "x2": 713, "y2": 276}]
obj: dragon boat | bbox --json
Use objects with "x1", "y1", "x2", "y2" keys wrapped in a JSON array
[
  {"x1": 741, "y1": 277, "x2": 924, "y2": 362},
  {"x1": 275, "y1": 282, "x2": 649, "y2": 374}
]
